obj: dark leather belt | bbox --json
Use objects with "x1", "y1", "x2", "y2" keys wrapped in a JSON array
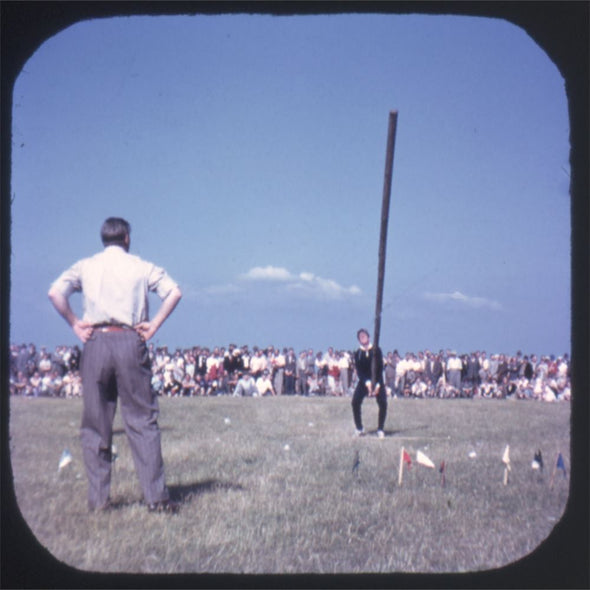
[{"x1": 94, "y1": 324, "x2": 133, "y2": 333}]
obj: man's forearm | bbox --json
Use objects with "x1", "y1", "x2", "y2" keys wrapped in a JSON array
[
  {"x1": 150, "y1": 286, "x2": 182, "y2": 332},
  {"x1": 48, "y1": 288, "x2": 77, "y2": 327}
]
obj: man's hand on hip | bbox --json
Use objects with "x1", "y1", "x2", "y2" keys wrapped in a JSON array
[{"x1": 135, "y1": 321, "x2": 157, "y2": 341}]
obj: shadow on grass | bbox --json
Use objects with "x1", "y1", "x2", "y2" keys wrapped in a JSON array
[
  {"x1": 169, "y1": 479, "x2": 246, "y2": 502},
  {"x1": 102, "y1": 480, "x2": 245, "y2": 511},
  {"x1": 112, "y1": 425, "x2": 173, "y2": 436},
  {"x1": 365, "y1": 424, "x2": 431, "y2": 437}
]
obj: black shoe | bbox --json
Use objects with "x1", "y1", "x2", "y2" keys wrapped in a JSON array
[
  {"x1": 147, "y1": 499, "x2": 180, "y2": 514},
  {"x1": 90, "y1": 499, "x2": 113, "y2": 513}
]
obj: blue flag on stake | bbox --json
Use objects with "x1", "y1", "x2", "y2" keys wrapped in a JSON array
[
  {"x1": 556, "y1": 453, "x2": 567, "y2": 478},
  {"x1": 550, "y1": 452, "x2": 567, "y2": 488}
]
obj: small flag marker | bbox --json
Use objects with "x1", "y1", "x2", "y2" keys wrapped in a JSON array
[
  {"x1": 416, "y1": 450, "x2": 435, "y2": 468},
  {"x1": 58, "y1": 449, "x2": 72, "y2": 471},
  {"x1": 550, "y1": 452, "x2": 567, "y2": 488},
  {"x1": 398, "y1": 447, "x2": 412, "y2": 486},
  {"x1": 502, "y1": 445, "x2": 511, "y2": 485},
  {"x1": 531, "y1": 449, "x2": 543, "y2": 472}
]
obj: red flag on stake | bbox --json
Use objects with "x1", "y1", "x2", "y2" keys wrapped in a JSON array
[
  {"x1": 403, "y1": 449, "x2": 412, "y2": 468},
  {"x1": 398, "y1": 447, "x2": 411, "y2": 486}
]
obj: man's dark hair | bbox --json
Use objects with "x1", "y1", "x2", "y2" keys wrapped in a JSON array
[
  {"x1": 101, "y1": 217, "x2": 131, "y2": 246},
  {"x1": 357, "y1": 328, "x2": 370, "y2": 340}
]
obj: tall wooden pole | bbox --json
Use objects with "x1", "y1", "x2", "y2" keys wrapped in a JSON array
[{"x1": 372, "y1": 110, "x2": 398, "y2": 389}]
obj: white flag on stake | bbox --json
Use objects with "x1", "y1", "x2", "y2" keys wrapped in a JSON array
[
  {"x1": 502, "y1": 444, "x2": 511, "y2": 485},
  {"x1": 502, "y1": 445, "x2": 511, "y2": 469},
  {"x1": 416, "y1": 450, "x2": 435, "y2": 468},
  {"x1": 58, "y1": 448, "x2": 72, "y2": 471}
]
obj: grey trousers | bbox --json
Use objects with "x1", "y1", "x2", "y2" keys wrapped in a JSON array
[{"x1": 80, "y1": 330, "x2": 169, "y2": 509}]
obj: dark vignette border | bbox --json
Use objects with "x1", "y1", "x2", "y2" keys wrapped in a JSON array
[{"x1": 2, "y1": 2, "x2": 588, "y2": 588}]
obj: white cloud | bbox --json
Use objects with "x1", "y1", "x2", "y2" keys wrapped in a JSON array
[
  {"x1": 423, "y1": 290, "x2": 503, "y2": 311},
  {"x1": 240, "y1": 266, "x2": 294, "y2": 282},
  {"x1": 240, "y1": 265, "x2": 362, "y2": 301}
]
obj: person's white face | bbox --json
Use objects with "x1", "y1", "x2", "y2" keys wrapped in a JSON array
[{"x1": 358, "y1": 331, "x2": 370, "y2": 347}]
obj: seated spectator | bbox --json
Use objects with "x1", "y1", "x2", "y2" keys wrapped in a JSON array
[
  {"x1": 233, "y1": 371, "x2": 258, "y2": 397},
  {"x1": 411, "y1": 377, "x2": 428, "y2": 398},
  {"x1": 256, "y1": 370, "x2": 276, "y2": 396},
  {"x1": 193, "y1": 374, "x2": 206, "y2": 396},
  {"x1": 151, "y1": 370, "x2": 164, "y2": 396},
  {"x1": 181, "y1": 373, "x2": 196, "y2": 397},
  {"x1": 10, "y1": 371, "x2": 29, "y2": 396}
]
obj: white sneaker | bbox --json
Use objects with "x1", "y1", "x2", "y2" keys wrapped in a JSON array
[
  {"x1": 354, "y1": 429, "x2": 365, "y2": 437},
  {"x1": 377, "y1": 430, "x2": 385, "y2": 439}
]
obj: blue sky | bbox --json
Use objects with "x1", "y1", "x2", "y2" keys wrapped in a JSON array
[{"x1": 10, "y1": 13, "x2": 571, "y2": 355}]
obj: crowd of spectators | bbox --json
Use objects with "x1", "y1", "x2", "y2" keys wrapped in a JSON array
[{"x1": 9, "y1": 342, "x2": 571, "y2": 403}]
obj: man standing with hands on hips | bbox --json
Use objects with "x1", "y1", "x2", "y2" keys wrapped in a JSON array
[{"x1": 48, "y1": 217, "x2": 182, "y2": 513}]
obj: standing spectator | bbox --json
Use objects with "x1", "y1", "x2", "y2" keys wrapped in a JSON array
[
  {"x1": 496, "y1": 354, "x2": 509, "y2": 383},
  {"x1": 395, "y1": 353, "x2": 409, "y2": 397},
  {"x1": 384, "y1": 352, "x2": 396, "y2": 397},
  {"x1": 273, "y1": 348, "x2": 286, "y2": 395},
  {"x1": 38, "y1": 352, "x2": 52, "y2": 375},
  {"x1": 15, "y1": 344, "x2": 30, "y2": 378},
  {"x1": 315, "y1": 352, "x2": 328, "y2": 395},
  {"x1": 48, "y1": 217, "x2": 182, "y2": 514},
  {"x1": 339, "y1": 351, "x2": 351, "y2": 396},
  {"x1": 325, "y1": 348, "x2": 340, "y2": 395},
  {"x1": 478, "y1": 352, "x2": 490, "y2": 383},
  {"x1": 508, "y1": 355, "x2": 521, "y2": 381},
  {"x1": 296, "y1": 350, "x2": 309, "y2": 396},
  {"x1": 284, "y1": 348, "x2": 297, "y2": 395},
  {"x1": 223, "y1": 345, "x2": 243, "y2": 393},
  {"x1": 446, "y1": 351, "x2": 462, "y2": 391},
  {"x1": 522, "y1": 355, "x2": 534, "y2": 380},
  {"x1": 489, "y1": 354, "x2": 500, "y2": 382},
  {"x1": 250, "y1": 349, "x2": 266, "y2": 379},
  {"x1": 305, "y1": 349, "x2": 316, "y2": 389},
  {"x1": 425, "y1": 352, "x2": 444, "y2": 393},
  {"x1": 464, "y1": 352, "x2": 480, "y2": 392},
  {"x1": 25, "y1": 344, "x2": 39, "y2": 377}
]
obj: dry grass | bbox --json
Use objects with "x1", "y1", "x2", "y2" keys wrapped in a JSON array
[{"x1": 9, "y1": 395, "x2": 570, "y2": 574}]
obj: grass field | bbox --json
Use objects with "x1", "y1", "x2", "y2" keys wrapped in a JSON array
[{"x1": 9, "y1": 395, "x2": 570, "y2": 575}]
